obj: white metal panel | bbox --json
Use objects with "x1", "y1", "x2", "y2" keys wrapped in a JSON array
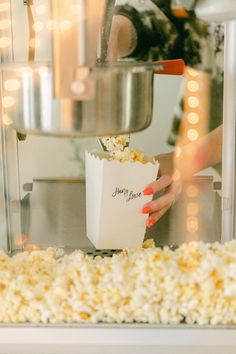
[{"x1": 0, "y1": 325, "x2": 235, "y2": 354}]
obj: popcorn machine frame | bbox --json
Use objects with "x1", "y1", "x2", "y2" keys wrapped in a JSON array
[{"x1": 0, "y1": 0, "x2": 236, "y2": 353}]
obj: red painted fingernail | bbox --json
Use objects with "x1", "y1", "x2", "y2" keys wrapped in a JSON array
[
  {"x1": 143, "y1": 187, "x2": 154, "y2": 195},
  {"x1": 142, "y1": 206, "x2": 152, "y2": 214},
  {"x1": 146, "y1": 219, "x2": 155, "y2": 228}
]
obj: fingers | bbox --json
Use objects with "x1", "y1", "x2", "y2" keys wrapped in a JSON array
[
  {"x1": 143, "y1": 175, "x2": 173, "y2": 196},
  {"x1": 142, "y1": 190, "x2": 175, "y2": 214},
  {"x1": 142, "y1": 175, "x2": 181, "y2": 228},
  {"x1": 146, "y1": 205, "x2": 171, "y2": 228},
  {"x1": 142, "y1": 190, "x2": 175, "y2": 228}
]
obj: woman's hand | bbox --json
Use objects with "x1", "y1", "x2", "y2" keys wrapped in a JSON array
[
  {"x1": 141, "y1": 152, "x2": 182, "y2": 228},
  {"x1": 107, "y1": 15, "x2": 137, "y2": 61},
  {"x1": 141, "y1": 125, "x2": 223, "y2": 228}
]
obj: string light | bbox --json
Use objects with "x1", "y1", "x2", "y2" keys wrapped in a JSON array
[
  {"x1": 2, "y1": 95, "x2": 15, "y2": 108},
  {"x1": 186, "y1": 185, "x2": 199, "y2": 198},
  {"x1": 172, "y1": 169, "x2": 181, "y2": 182},
  {"x1": 187, "y1": 202, "x2": 199, "y2": 216},
  {"x1": 175, "y1": 146, "x2": 182, "y2": 158},
  {"x1": 0, "y1": 19, "x2": 11, "y2": 30},
  {"x1": 35, "y1": 4, "x2": 46, "y2": 15},
  {"x1": 2, "y1": 113, "x2": 13, "y2": 125},
  {"x1": 33, "y1": 21, "x2": 44, "y2": 33},
  {"x1": 29, "y1": 37, "x2": 40, "y2": 49},
  {"x1": 0, "y1": 2, "x2": 10, "y2": 12},
  {"x1": 186, "y1": 216, "x2": 199, "y2": 233},
  {"x1": 188, "y1": 96, "x2": 199, "y2": 108},
  {"x1": 187, "y1": 80, "x2": 199, "y2": 92},
  {"x1": 59, "y1": 20, "x2": 72, "y2": 31},
  {"x1": 46, "y1": 20, "x2": 57, "y2": 31},
  {"x1": 187, "y1": 128, "x2": 199, "y2": 141},
  {"x1": 4, "y1": 79, "x2": 20, "y2": 91},
  {"x1": 187, "y1": 67, "x2": 199, "y2": 77},
  {"x1": 187, "y1": 112, "x2": 199, "y2": 124},
  {"x1": 0, "y1": 36, "x2": 11, "y2": 48}
]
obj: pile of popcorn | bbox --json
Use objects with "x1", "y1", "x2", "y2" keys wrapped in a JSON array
[
  {"x1": 100, "y1": 135, "x2": 152, "y2": 163},
  {"x1": 1, "y1": 239, "x2": 236, "y2": 324}
]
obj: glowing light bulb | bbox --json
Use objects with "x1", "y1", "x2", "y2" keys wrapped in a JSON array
[
  {"x1": 0, "y1": 2, "x2": 10, "y2": 12},
  {"x1": 0, "y1": 36, "x2": 11, "y2": 48},
  {"x1": 37, "y1": 66, "x2": 49, "y2": 76},
  {"x1": 60, "y1": 20, "x2": 72, "y2": 31},
  {"x1": 4, "y1": 79, "x2": 20, "y2": 91},
  {"x1": 2, "y1": 113, "x2": 13, "y2": 125},
  {"x1": 188, "y1": 96, "x2": 199, "y2": 108},
  {"x1": 70, "y1": 4, "x2": 82, "y2": 15},
  {"x1": 46, "y1": 20, "x2": 57, "y2": 31},
  {"x1": 175, "y1": 146, "x2": 182, "y2": 158},
  {"x1": 186, "y1": 216, "x2": 199, "y2": 233},
  {"x1": 172, "y1": 169, "x2": 181, "y2": 182},
  {"x1": 29, "y1": 38, "x2": 40, "y2": 49},
  {"x1": 33, "y1": 21, "x2": 44, "y2": 33},
  {"x1": 187, "y1": 68, "x2": 199, "y2": 77},
  {"x1": 186, "y1": 185, "x2": 199, "y2": 198},
  {"x1": 187, "y1": 80, "x2": 199, "y2": 92},
  {"x1": 187, "y1": 202, "x2": 199, "y2": 216},
  {"x1": 2, "y1": 96, "x2": 15, "y2": 108},
  {"x1": 35, "y1": 4, "x2": 46, "y2": 15},
  {"x1": 18, "y1": 67, "x2": 33, "y2": 76},
  {"x1": 187, "y1": 112, "x2": 199, "y2": 125},
  {"x1": 187, "y1": 129, "x2": 199, "y2": 141},
  {"x1": 0, "y1": 19, "x2": 11, "y2": 30}
]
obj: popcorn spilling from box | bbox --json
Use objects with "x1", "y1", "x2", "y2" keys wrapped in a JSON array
[
  {"x1": 85, "y1": 135, "x2": 159, "y2": 249},
  {"x1": 1, "y1": 240, "x2": 236, "y2": 324}
]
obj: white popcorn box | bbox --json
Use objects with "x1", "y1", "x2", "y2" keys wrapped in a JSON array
[{"x1": 85, "y1": 151, "x2": 159, "y2": 249}]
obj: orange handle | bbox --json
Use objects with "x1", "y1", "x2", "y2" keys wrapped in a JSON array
[{"x1": 153, "y1": 59, "x2": 185, "y2": 75}]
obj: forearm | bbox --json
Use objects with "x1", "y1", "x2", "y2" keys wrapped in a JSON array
[{"x1": 175, "y1": 125, "x2": 222, "y2": 178}]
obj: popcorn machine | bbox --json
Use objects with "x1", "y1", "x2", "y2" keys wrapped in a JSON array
[{"x1": 0, "y1": 0, "x2": 236, "y2": 353}]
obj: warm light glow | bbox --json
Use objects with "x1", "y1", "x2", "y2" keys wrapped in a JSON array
[
  {"x1": 71, "y1": 81, "x2": 86, "y2": 95},
  {"x1": 186, "y1": 216, "x2": 199, "y2": 233},
  {"x1": 187, "y1": 68, "x2": 199, "y2": 77},
  {"x1": 2, "y1": 95, "x2": 15, "y2": 108},
  {"x1": 186, "y1": 185, "x2": 199, "y2": 198},
  {"x1": 188, "y1": 96, "x2": 199, "y2": 108},
  {"x1": 187, "y1": 202, "x2": 199, "y2": 216},
  {"x1": 70, "y1": 3, "x2": 82, "y2": 15},
  {"x1": 46, "y1": 20, "x2": 57, "y2": 31},
  {"x1": 0, "y1": 2, "x2": 10, "y2": 12},
  {"x1": 187, "y1": 128, "x2": 199, "y2": 141},
  {"x1": 4, "y1": 79, "x2": 20, "y2": 91},
  {"x1": 187, "y1": 112, "x2": 199, "y2": 124},
  {"x1": 2, "y1": 113, "x2": 13, "y2": 125},
  {"x1": 18, "y1": 67, "x2": 33, "y2": 79},
  {"x1": 172, "y1": 169, "x2": 181, "y2": 182},
  {"x1": 175, "y1": 146, "x2": 182, "y2": 158},
  {"x1": 0, "y1": 19, "x2": 11, "y2": 30},
  {"x1": 187, "y1": 80, "x2": 199, "y2": 92},
  {"x1": 0, "y1": 36, "x2": 11, "y2": 48},
  {"x1": 33, "y1": 21, "x2": 44, "y2": 33},
  {"x1": 35, "y1": 4, "x2": 46, "y2": 15},
  {"x1": 37, "y1": 66, "x2": 49, "y2": 76},
  {"x1": 29, "y1": 37, "x2": 40, "y2": 49},
  {"x1": 59, "y1": 20, "x2": 72, "y2": 31}
]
